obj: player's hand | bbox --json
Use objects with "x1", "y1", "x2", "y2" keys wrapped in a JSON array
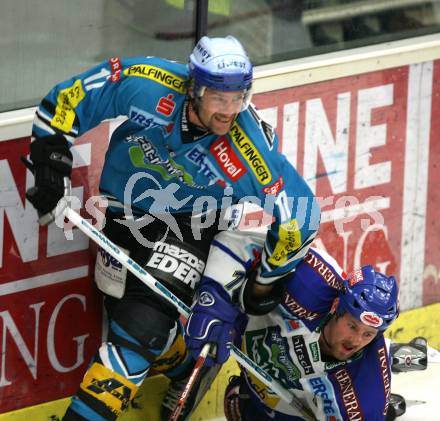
[
  {"x1": 22, "y1": 135, "x2": 73, "y2": 221},
  {"x1": 185, "y1": 280, "x2": 241, "y2": 366},
  {"x1": 240, "y1": 269, "x2": 287, "y2": 315}
]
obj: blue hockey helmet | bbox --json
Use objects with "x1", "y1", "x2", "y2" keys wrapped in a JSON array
[
  {"x1": 336, "y1": 265, "x2": 399, "y2": 331},
  {"x1": 188, "y1": 35, "x2": 253, "y2": 110}
]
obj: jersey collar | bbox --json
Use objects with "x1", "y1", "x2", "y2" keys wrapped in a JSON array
[{"x1": 180, "y1": 99, "x2": 209, "y2": 143}]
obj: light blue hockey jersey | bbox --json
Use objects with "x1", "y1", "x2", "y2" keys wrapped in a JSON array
[{"x1": 32, "y1": 57, "x2": 320, "y2": 283}]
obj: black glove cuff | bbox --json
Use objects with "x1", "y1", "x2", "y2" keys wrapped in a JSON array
[
  {"x1": 240, "y1": 275, "x2": 287, "y2": 316},
  {"x1": 30, "y1": 135, "x2": 73, "y2": 176}
]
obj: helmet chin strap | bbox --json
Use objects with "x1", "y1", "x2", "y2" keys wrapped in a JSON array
[
  {"x1": 321, "y1": 319, "x2": 333, "y2": 352},
  {"x1": 188, "y1": 97, "x2": 211, "y2": 132}
]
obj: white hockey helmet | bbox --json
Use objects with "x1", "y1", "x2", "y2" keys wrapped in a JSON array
[{"x1": 188, "y1": 35, "x2": 253, "y2": 111}]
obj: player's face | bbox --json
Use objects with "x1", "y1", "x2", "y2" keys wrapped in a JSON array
[
  {"x1": 321, "y1": 312, "x2": 378, "y2": 361},
  {"x1": 197, "y1": 88, "x2": 245, "y2": 135}
]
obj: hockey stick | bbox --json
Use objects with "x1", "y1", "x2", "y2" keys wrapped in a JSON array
[
  {"x1": 168, "y1": 343, "x2": 213, "y2": 421},
  {"x1": 63, "y1": 205, "x2": 317, "y2": 421}
]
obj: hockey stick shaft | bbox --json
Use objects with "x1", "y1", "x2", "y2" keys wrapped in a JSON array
[
  {"x1": 64, "y1": 206, "x2": 191, "y2": 314},
  {"x1": 64, "y1": 206, "x2": 316, "y2": 421},
  {"x1": 168, "y1": 343, "x2": 212, "y2": 421}
]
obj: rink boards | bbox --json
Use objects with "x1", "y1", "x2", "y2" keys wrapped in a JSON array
[{"x1": 1, "y1": 302, "x2": 438, "y2": 420}]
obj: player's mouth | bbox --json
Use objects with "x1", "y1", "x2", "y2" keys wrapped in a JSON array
[
  {"x1": 341, "y1": 343, "x2": 355, "y2": 354},
  {"x1": 214, "y1": 114, "x2": 233, "y2": 124}
]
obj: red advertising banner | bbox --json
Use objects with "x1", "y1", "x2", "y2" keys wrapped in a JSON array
[
  {"x1": 423, "y1": 61, "x2": 440, "y2": 305},
  {"x1": 0, "y1": 125, "x2": 109, "y2": 412},
  {"x1": 0, "y1": 60, "x2": 438, "y2": 411},
  {"x1": 253, "y1": 61, "x2": 438, "y2": 309}
]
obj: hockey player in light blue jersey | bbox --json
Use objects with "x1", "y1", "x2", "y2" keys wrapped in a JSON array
[
  {"x1": 23, "y1": 36, "x2": 320, "y2": 420},
  {"x1": 185, "y1": 230, "x2": 403, "y2": 421}
]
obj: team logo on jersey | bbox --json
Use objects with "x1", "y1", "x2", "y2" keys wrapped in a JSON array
[
  {"x1": 267, "y1": 219, "x2": 302, "y2": 267},
  {"x1": 360, "y1": 311, "x2": 383, "y2": 328},
  {"x1": 292, "y1": 335, "x2": 315, "y2": 375},
  {"x1": 186, "y1": 146, "x2": 227, "y2": 186},
  {"x1": 348, "y1": 269, "x2": 364, "y2": 287},
  {"x1": 129, "y1": 106, "x2": 168, "y2": 128},
  {"x1": 309, "y1": 377, "x2": 341, "y2": 419},
  {"x1": 378, "y1": 346, "x2": 391, "y2": 416},
  {"x1": 245, "y1": 327, "x2": 301, "y2": 386},
  {"x1": 286, "y1": 319, "x2": 300, "y2": 331},
  {"x1": 52, "y1": 79, "x2": 86, "y2": 133},
  {"x1": 333, "y1": 369, "x2": 364, "y2": 420},
  {"x1": 309, "y1": 342, "x2": 320, "y2": 362},
  {"x1": 123, "y1": 65, "x2": 186, "y2": 94},
  {"x1": 210, "y1": 138, "x2": 246, "y2": 181},
  {"x1": 229, "y1": 122, "x2": 272, "y2": 184},
  {"x1": 127, "y1": 134, "x2": 204, "y2": 188},
  {"x1": 283, "y1": 292, "x2": 321, "y2": 321},
  {"x1": 304, "y1": 251, "x2": 343, "y2": 290},
  {"x1": 262, "y1": 176, "x2": 283, "y2": 195},
  {"x1": 156, "y1": 94, "x2": 176, "y2": 116},
  {"x1": 109, "y1": 57, "x2": 122, "y2": 82}
]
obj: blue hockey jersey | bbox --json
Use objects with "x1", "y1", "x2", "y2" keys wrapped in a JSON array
[
  {"x1": 201, "y1": 232, "x2": 392, "y2": 420},
  {"x1": 32, "y1": 57, "x2": 320, "y2": 283}
]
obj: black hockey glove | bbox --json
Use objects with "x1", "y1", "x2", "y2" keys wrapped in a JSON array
[
  {"x1": 22, "y1": 135, "x2": 73, "y2": 216},
  {"x1": 240, "y1": 270, "x2": 287, "y2": 316}
]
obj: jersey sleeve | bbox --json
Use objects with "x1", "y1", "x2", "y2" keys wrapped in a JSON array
[
  {"x1": 231, "y1": 105, "x2": 321, "y2": 285},
  {"x1": 31, "y1": 57, "x2": 186, "y2": 144},
  {"x1": 258, "y1": 152, "x2": 321, "y2": 285},
  {"x1": 202, "y1": 230, "x2": 266, "y2": 302},
  {"x1": 284, "y1": 248, "x2": 345, "y2": 315}
]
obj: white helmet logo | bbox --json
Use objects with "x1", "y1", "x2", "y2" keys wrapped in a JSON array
[{"x1": 360, "y1": 311, "x2": 383, "y2": 328}]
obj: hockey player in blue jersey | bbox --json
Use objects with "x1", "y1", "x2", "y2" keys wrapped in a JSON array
[
  {"x1": 23, "y1": 35, "x2": 320, "y2": 420},
  {"x1": 185, "y1": 230, "x2": 403, "y2": 421}
]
